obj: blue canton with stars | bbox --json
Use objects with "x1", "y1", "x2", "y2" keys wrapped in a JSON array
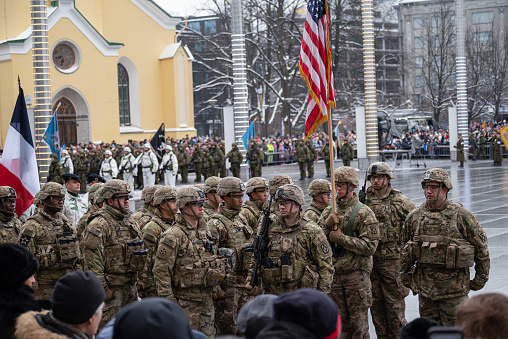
[{"x1": 308, "y1": 0, "x2": 326, "y2": 23}]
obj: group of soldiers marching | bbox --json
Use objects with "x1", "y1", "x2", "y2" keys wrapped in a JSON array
[{"x1": 1, "y1": 157, "x2": 490, "y2": 338}]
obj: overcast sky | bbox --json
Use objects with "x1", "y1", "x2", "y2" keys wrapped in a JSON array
[{"x1": 155, "y1": 0, "x2": 210, "y2": 17}]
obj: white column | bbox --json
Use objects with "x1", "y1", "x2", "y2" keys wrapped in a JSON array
[
  {"x1": 356, "y1": 106, "x2": 369, "y2": 169},
  {"x1": 456, "y1": 0, "x2": 468, "y2": 159},
  {"x1": 449, "y1": 106, "x2": 458, "y2": 161}
]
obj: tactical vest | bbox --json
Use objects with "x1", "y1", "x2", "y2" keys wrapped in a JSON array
[
  {"x1": 230, "y1": 151, "x2": 242, "y2": 164},
  {"x1": 0, "y1": 216, "x2": 20, "y2": 244},
  {"x1": 296, "y1": 146, "x2": 307, "y2": 162},
  {"x1": 89, "y1": 157, "x2": 102, "y2": 173},
  {"x1": 409, "y1": 203, "x2": 474, "y2": 269},
  {"x1": 75, "y1": 159, "x2": 88, "y2": 172}
]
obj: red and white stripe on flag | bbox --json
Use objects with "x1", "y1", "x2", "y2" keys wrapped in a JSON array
[{"x1": 299, "y1": 0, "x2": 336, "y2": 139}]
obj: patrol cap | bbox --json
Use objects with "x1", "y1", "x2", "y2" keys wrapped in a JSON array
[
  {"x1": 153, "y1": 186, "x2": 177, "y2": 205},
  {"x1": 101, "y1": 179, "x2": 131, "y2": 200},
  {"x1": 269, "y1": 175, "x2": 294, "y2": 195},
  {"x1": 88, "y1": 183, "x2": 104, "y2": 203},
  {"x1": 334, "y1": 166, "x2": 359, "y2": 186},
  {"x1": 308, "y1": 179, "x2": 332, "y2": 197},
  {"x1": 367, "y1": 162, "x2": 394, "y2": 180},
  {"x1": 275, "y1": 184, "x2": 305, "y2": 206},
  {"x1": 0, "y1": 186, "x2": 17, "y2": 199},
  {"x1": 245, "y1": 177, "x2": 269, "y2": 195},
  {"x1": 62, "y1": 173, "x2": 81, "y2": 183},
  {"x1": 217, "y1": 177, "x2": 245, "y2": 196},
  {"x1": 421, "y1": 168, "x2": 453, "y2": 190},
  {"x1": 39, "y1": 182, "x2": 65, "y2": 200},
  {"x1": 176, "y1": 186, "x2": 205, "y2": 209},
  {"x1": 87, "y1": 174, "x2": 106, "y2": 184},
  {"x1": 203, "y1": 176, "x2": 221, "y2": 194}
]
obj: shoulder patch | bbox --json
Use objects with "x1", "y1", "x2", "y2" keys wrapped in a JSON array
[{"x1": 19, "y1": 234, "x2": 32, "y2": 246}]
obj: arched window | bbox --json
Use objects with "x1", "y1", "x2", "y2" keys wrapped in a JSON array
[{"x1": 118, "y1": 64, "x2": 131, "y2": 126}]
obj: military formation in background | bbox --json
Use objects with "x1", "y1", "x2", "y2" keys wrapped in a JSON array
[{"x1": 1, "y1": 158, "x2": 492, "y2": 338}]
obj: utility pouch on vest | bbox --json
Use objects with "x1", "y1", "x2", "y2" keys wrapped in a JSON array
[
  {"x1": 455, "y1": 243, "x2": 475, "y2": 268},
  {"x1": 301, "y1": 265, "x2": 318, "y2": 289},
  {"x1": 128, "y1": 249, "x2": 148, "y2": 272},
  {"x1": 419, "y1": 241, "x2": 447, "y2": 265},
  {"x1": 206, "y1": 258, "x2": 226, "y2": 286},
  {"x1": 218, "y1": 247, "x2": 236, "y2": 270},
  {"x1": 56, "y1": 232, "x2": 80, "y2": 262},
  {"x1": 279, "y1": 254, "x2": 294, "y2": 282},
  {"x1": 446, "y1": 244, "x2": 457, "y2": 268},
  {"x1": 378, "y1": 223, "x2": 389, "y2": 243},
  {"x1": 125, "y1": 240, "x2": 143, "y2": 264},
  {"x1": 38, "y1": 245, "x2": 58, "y2": 267},
  {"x1": 176, "y1": 257, "x2": 206, "y2": 288}
]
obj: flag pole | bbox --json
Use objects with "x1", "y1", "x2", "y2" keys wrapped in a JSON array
[
  {"x1": 35, "y1": 101, "x2": 61, "y2": 151},
  {"x1": 327, "y1": 108, "x2": 336, "y2": 214}
]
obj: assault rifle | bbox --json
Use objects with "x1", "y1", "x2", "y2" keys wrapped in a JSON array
[
  {"x1": 243, "y1": 193, "x2": 274, "y2": 287},
  {"x1": 358, "y1": 172, "x2": 367, "y2": 203}
]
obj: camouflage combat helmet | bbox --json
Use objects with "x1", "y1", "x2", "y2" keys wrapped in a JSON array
[
  {"x1": 176, "y1": 186, "x2": 205, "y2": 209},
  {"x1": 153, "y1": 186, "x2": 177, "y2": 205},
  {"x1": 50, "y1": 153, "x2": 59, "y2": 159},
  {"x1": 217, "y1": 177, "x2": 245, "y2": 196},
  {"x1": 0, "y1": 186, "x2": 16, "y2": 199},
  {"x1": 145, "y1": 185, "x2": 161, "y2": 203},
  {"x1": 203, "y1": 176, "x2": 221, "y2": 194},
  {"x1": 33, "y1": 190, "x2": 43, "y2": 206},
  {"x1": 193, "y1": 184, "x2": 205, "y2": 191},
  {"x1": 245, "y1": 177, "x2": 269, "y2": 195},
  {"x1": 232, "y1": 143, "x2": 238, "y2": 148},
  {"x1": 421, "y1": 168, "x2": 453, "y2": 190},
  {"x1": 334, "y1": 166, "x2": 359, "y2": 186},
  {"x1": 308, "y1": 179, "x2": 332, "y2": 197},
  {"x1": 141, "y1": 185, "x2": 154, "y2": 201},
  {"x1": 269, "y1": 175, "x2": 295, "y2": 195},
  {"x1": 94, "y1": 186, "x2": 105, "y2": 204},
  {"x1": 101, "y1": 179, "x2": 131, "y2": 200},
  {"x1": 88, "y1": 183, "x2": 104, "y2": 203},
  {"x1": 275, "y1": 184, "x2": 305, "y2": 205},
  {"x1": 39, "y1": 182, "x2": 65, "y2": 200},
  {"x1": 367, "y1": 162, "x2": 394, "y2": 180}
]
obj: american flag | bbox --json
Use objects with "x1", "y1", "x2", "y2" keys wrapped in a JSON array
[{"x1": 299, "y1": 0, "x2": 336, "y2": 138}]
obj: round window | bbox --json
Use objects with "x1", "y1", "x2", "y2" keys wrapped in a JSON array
[{"x1": 53, "y1": 44, "x2": 75, "y2": 69}]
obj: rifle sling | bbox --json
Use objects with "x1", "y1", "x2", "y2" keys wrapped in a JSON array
[{"x1": 345, "y1": 201, "x2": 363, "y2": 236}]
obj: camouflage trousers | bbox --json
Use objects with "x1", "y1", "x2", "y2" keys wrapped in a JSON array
[
  {"x1": 178, "y1": 295, "x2": 215, "y2": 339},
  {"x1": 250, "y1": 165, "x2": 261, "y2": 178},
  {"x1": 180, "y1": 165, "x2": 189, "y2": 182},
  {"x1": 230, "y1": 165, "x2": 241, "y2": 178},
  {"x1": 215, "y1": 286, "x2": 251, "y2": 336},
  {"x1": 330, "y1": 270, "x2": 372, "y2": 339},
  {"x1": 298, "y1": 162, "x2": 307, "y2": 178},
  {"x1": 34, "y1": 268, "x2": 74, "y2": 299},
  {"x1": 343, "y1": 159, "x2": 351, "y2": 167},
  {"x1": 370, "y1": 258, "x2": 408, "y2": 339},
  {"x1": 419, "y1": 294, "x2": 467, "y2": 326},
  {"x1": 101, "y1": 284, "x2": 138, "y2": 328},
  {"x1": 220, "y1": 165, "x2": 227, "y2": 178},
  {"x1": 306, "y1": 161, "x2": 315, "y2": 177},
  {"x1": 325, "y1": 160, "x2": 331, "y2": 176},
  {"x1": 194, "y1": 163, "x2": 202, "y2": 181}
]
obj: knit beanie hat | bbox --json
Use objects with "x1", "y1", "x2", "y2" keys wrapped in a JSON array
[
  {"x1": 237, "y1": 294, "x2": 278, "y2": 337},
  {"x1": 52, "y1": 271, "x2": 106, "y2": 324},
  {"x1": 273, "y1": 288, "x2": 341, "y2": 339},
  {"x1": 0, "y1": 243, "x2": 39, "y2": 289}
]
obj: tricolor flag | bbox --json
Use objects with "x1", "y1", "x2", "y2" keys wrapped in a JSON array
[
  {"x1": 299, "y1": 0, "x2": 336, "y2": 139},
  {"x1": 0, "y1": 84, "x2": 40, "y2": 217},
  {"x1": 42, "y1": 109, "x2": 61, "y2": 160}
]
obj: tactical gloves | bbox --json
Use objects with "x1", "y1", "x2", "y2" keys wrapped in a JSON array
[
  {"x1": 325, "y1": 212, "x2": 341, "y2": 229},
  {"x1": 245, "y1": 282, "x2": 261, "y2": 296},
  {"x1": 329, "y1": 228, "x2": 342, "y2": 243}
]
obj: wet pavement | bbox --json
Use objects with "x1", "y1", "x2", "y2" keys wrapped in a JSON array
[{"x1": 130, "y1": 157, "x2": 508, "y2": 337}]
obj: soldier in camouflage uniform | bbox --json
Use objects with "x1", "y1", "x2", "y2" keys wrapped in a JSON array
[
  {"x1": 227, "y1": 143, "x2": 243, "y2": 178},
  {"x1": 74, "y1": 151, "x2": 89, "y2": 193},
  {"x1": 267, "y1": 175, "x2": 295, "y2": 219},
  {"x1": 76, "y1": 183, "x2": 104, "y2": 239},
  {"x1": 218, "y1": 142, "x2": 227, "y2": 177},
  {"x1": 87, "y1": 149, "x2": 102, "y2": 176},
  {"x1": 247, "y1": 141, "x2": 264, "y2": 178},
  {"x1": 177, "y1": 144, "x2": 191, "y2": 183},
  {"x1": 201, "y1": 148, "x2": 214, "y2": 180},
  {"x1": 0, "y1": 186, "x2": 22, "y2": 244},
  {"x1": 320, "y1": 139, "x2": 333, "y2": 177},
  {"x1": 153, "y1": 187, "x2": 226, "y2": 338},
  {"x1": 133, "y1": 185, "x2": 161, "y2": 230},
  {"x1": 295, "y1": 139, "x2": 309, "y2": 180},
  {"x1": 18, "y1": 182, "x2": 80, "y2": 299},
  {"x1": 365, "y1": 162, "x2": 416, "y2": 339},
  {"x1": 132, "y1": 185, "x2": 152, "y2": 224},
  {"x1": 341, "y1": 140, "x2": 354, "y2": 167},
  {"x1": 208, "y1": 177, "x2": 253, "y2": 335},
  {"x1": 246, "y1": 184, "x2": 334, "y2": 296},
  {"x1": 304, "y1": 179, "x2": 332, "y2": 224},
  {"x1": 47, "y1": 153, "x2": 64, "y2": 184},
  {"x1": 241, "y1": 177, "x2": 269, "y2": 234},
  {"x1": 491, "y1": 129, "x2": 503, "y2": 166},
  {"x1": 203, "y1": 176, "x2": 222, "y2": 222},
  {"x1": 82, "y1": 179, "x2": 147, "y2": 327},
  {"x1": 139, "y1": 186, "x2": 177, "y2": 298},
  {"x1": 320, "y1": 167, "x2": 379, "y2": 339},
  {"x1": 306, "y1": 139, "x2": 317, "y2": 178},
  {"x1": 400, "y1": 168, "x2": 490, "y2": 326},
  {"x1": 210, "y1": 143, "x2": 224, "y2": 177},
  {"x1": 479, "y1": 132, "x2": 486, "y2": 159},
  {"x1": 192, "y1": 143, "x2": 203, "y2": 182}
]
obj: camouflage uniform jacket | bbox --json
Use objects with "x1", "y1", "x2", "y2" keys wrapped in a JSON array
[
  {"x1": 19, "y1": 210, "x2": 80, "y2": 270},
  {"x1": 304, "y1": 200, "x2": 327, "y2": 224},
  {"x1": 88, "y1": 156, "x2": 102, "y2": 174},
  {"x1": 203, "y1": 202, "x2": 217, "y2": 223},
  {"x1": 295, "y1": 144, "x2": 309, "y2": 162},
  {"x1": 341, "y1": 143, "x2": 354, "y2": 160},
  {"x1": 191, "y1": 148, "x2": 203, "y2": 164},
  {"x1": 77, "y1": 205, "x2": 99, "y2": 239},
  {"x1": 74, "y1": 157, "x2": 89, "y2": 173},
  {"x1": 136, "y1": 205, "x2": 157, "y2": 231},
  {"x1": 319, "y1": 192, "x2": 379, "y2": 275},
  {"x1": 0, "y1": 212, "x2": 22, "y2": 244},
  {"x1": 177, "y1": 149, "x2": 191, "y2": 166},
  {"x1": 226, "y1": 149, "x2": 243, "y2": 165},
  {"x1": 201, "y1": 152, "x2": 213, "y2": 171},
  {"x1": 153, "y1": 214, "x2": 225, "y2": 302},
  {"x1": 211, "y1": 148, "x2": 225, "y2": 167},
  {"x1": 133, "y1": 205, "x2": 148, "y2": 224},
  {"x1": 306, "y1": 143, "x2": 317, "y2": 161},
  {"x1": 400, "y1": 200, "x2": 490, "y2": 300},
  {"x1": 48, "y1": 160, "x2": 64, "y2": 184},
  {"x1": 208, "y1": 205, "x2": 254, "y2": 286},
  {"x1": 253, "y1": 212, "x2": 333, "y2": 294},
  {"x1": 82, "y1": 204, "x2": 144, "y2": 287},
  {"x1": 240, "y1": 200, "x2": 266, "y2": 234},
  {"x1": 365, "y1": 184, "x2": 415, "y2": 260}
]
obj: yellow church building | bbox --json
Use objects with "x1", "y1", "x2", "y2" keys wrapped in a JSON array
[{"x1": 0, "y1": 0, "x2": 196, "y2": 147}]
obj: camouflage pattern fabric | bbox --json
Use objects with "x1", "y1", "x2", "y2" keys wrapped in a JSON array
[
  {"x1": 226, "y1": 146, "x2": 243, "y2": 178},
  {"x1": 132, "y1": 204, "x2": 148, "y2": 224},
  {"x1": 178, "y1": 296, "x2": 215, "y2": 338},
  {"x1": 491, "y1": 135, "x2": 503, "y2": 163},
  {"x1": 48, "y1": 160, "x2": 64, "y2": 184},
  {"x1": 192, "y1": 147, "x2": 203, "y2": 181},
  {"x1": 247, "y1": 144, "x2": 264, "y2": 178},
  {"x1": 306, "y1": 141, "x2": 317, "y2": 178},
  {"x1": 418, "y1": 295, "x2": 467, "y2": 326},
  {"x1": 240, "y1": 200, "x2": 265, "y2": 234},
  {"x1": 479, "y1": 135, "x2": 486, "y2": 158},
  {"x1": 134, "y1": 204, "x2": 158, "y2": 230},
  {"x1": 0, "y1": 211, "x2": 22, "y2": 244},
  {"x1": 320, "y1": 143, "x2": 332, "y2": 176},
  {"x1": 303, "y1": 200, "x2": 326, "y2": 224},
  {"x1": 102, "y1": 284, "x2": 138, "y2": 328},
  {"x1": 295, "y1": 142, "x2": 309, "y2": 178},
  {"x1": 76, "y1": 204, "x2": 99, "y2": 239},
  {"x1": 341, "y1": 142, "x2": 354, "y2": 166},
  {"x1": 177, "y1": 148, "x2": 191, "y2": 182},
  {"x1": 203, "y1": 202, "x2": 217, "y2": 223}
]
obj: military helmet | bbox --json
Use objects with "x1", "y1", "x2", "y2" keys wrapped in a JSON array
[
  {"x1": 176, "y1": 186, "x2": 205, "y2": 209},
  {"x1": 245, "y1": 177, "x2": 269, "y2": 194},
  {"x1": 308, "y1": 179, "x2": 332, "y2": 197},
  {"x1": 193, "y1": 184, "x2": 205, "y2": 191},
  {"x1": 141, "y1": 185, "x2": 153, "y2": 201},
  {"x1": 50, "y1": 153, "x2": 58, "y2": 159},
  {"x1": 217, "y1": 177, "x2": 245, "y2": 196},
  {"x1": 0, "y1": 186, "x2": 16, "y2": 199},
  {"x1": 33, "y1": 190, "x2": 43, "y2": 206},
  {"x1": 88, "y1": 183, "x2": 104, "y2": 203},
  {"x1": 367, "y1": 162, "x2": 394, "y2": 180},
  {"x1": 104, "y1": 150, "x2": 112, "y2": 156},
  {"x1": 203, "y1": 176, "x2": 221, "y2": 194},
  {"x1": 94, "y1": 186, "x2": 105, "y2": 204},
  {"x1": 232, "y1": 143, "x2": 237, "y2": 147},
  {"x1": 421, "y1": 168, "x2": 453, "y2": 190},
  {"x1": 124, "y1": 147, "x2": 131, "y2": 153},
  {"x1": 269, "y1": 175, "x2": 294, "y2": 195},
  {"x1": 275, "y1": 184, "x2": 305, "y2": 205},
  {"x1": 101, "y1": 179, "x2": 131, "y2": 200},
  {"x1": 334, "y1": 166, "x2": 359, "y2": 186},
  {"x1": 153, "y1": 186, "x2": 177, "y2": 205},
  {"x1": 39, "y1": 182, "x2": 65, "y2": 200},
  {"x1": 145, "y1": 185, "x2": 162, "y2": 203}
]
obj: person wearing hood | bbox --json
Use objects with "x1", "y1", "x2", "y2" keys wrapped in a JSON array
[
  {"x1": 100, "y1": 150, "x2": 118, "y2": 182},
  {"x1": 160, "y1": 145, "x2": 178, "y2": 187}
]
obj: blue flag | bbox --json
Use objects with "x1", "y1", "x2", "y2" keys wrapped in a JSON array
[
  {"x1": 242, "y1": 120, "x2": 256, "y2": 151},
  {"x1": 42, "y1": 110, "x2": 61, "y2": 160}
]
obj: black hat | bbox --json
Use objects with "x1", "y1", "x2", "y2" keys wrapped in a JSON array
[
  {"x1": 51, "y1": 271, "x2": 106, "y2": 324},
  {"x1": 0, "y1": 243, "x2": 39, "y2": 289},
  {"x1": 62, "y1": 173, "x2": 81, "y2": 183},
  {"x1": 87, "y1": 174, "x2": 106, "y2": 184}
]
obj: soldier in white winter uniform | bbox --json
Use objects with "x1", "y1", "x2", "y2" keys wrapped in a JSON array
[
  {"x1": 137, "y1": 143, "x2": 158, "y2": 187},
  {"x1": 100, "y1": 149, "x2": 118, "y2": 181},
  {"x1": 61, "y1": 149, "x2": 74, "y2": 174},
  {"x1": 119, "y1": 146, "x2": 137, "y2": 193},
  {"x1": 62, "y1": 173, "x2": 88, "y2": 228},
  {"x1": 160, "y1": 145, "x2": 178, "y2": 187}
]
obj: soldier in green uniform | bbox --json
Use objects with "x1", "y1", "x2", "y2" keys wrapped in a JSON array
[
  {"x1": 133, "y1": 185, "x2": 161, "y2": 230},
  {"x1": 246, "y1": 141, "x2": 264, "y2": 178},
  {"x1": 210, "y1": 143, "x2": 224, "y2": 177},
  {"x1": 226, "y1": 143, "x2": 243, "y2": 178},
  {"x1": 245, "y1": 184, "x2": 334, "y2": 296},
  {"x1": 87, "y1": 149, "x2": 102, "y2": 176},
  {"x1": 201, "y1": 148, "x2": 214, "y2": 180},
  {"x1": 74, "y1": 151, "x2": 89, "y2": 193},
  {"x1": 203, "y1": 176, "x2": 222, "y2": 223},
  {"x1": 76, "y1": 183, "x2": 104, "y2": 239},
  {"x1": 267, "y1": 175, "x2": 294, "y2": 219},
  {"x1": 320, "y1": 167, "x2": 379, "y2": 339},
  {"x1": 139, "y1": 186, "x2": 177, "y2": 298},
  {"x1": 454, "y1": 133, "x2": 465, "y2": 167},
  {"x1": 18, "y1": 182, "x2": 80, "y2": 299},
  {"x1": 469, "y1": 132, "x2": 478, "y2": 161},
  {"x1": 491, "y1": 129, "x2": 503, "y2": 166},
  {"x1": 341, "y1": 140, "x2": 354, "y2": 167},
  {"x1": 0, "y1": 186, "x2": 22, "y2": 244},
  {"x1": 192, "y1": 143, "x2": 203, "y2": 182},
  {"x1": 479, "y1": 132, "x2": 486, "y2": 159},
  {"x1": 304, "y1": 179, "x2": 332, "y2": 224},
  {"x1": 365, "y1": 162, "x2": 416, "y2": 339},
  {"x1": 320, "y1": 139, "x2": 333, "y2": 177},
  {"x1": 82, "y1": 179, "x2": 147, "y2": 327},
  {"x1": 306, "y1": 139, "x2": 317, "y2": 178},
  {"x1": 218, "y1": 142, "x2": 227, "y2": 178},
  {"x1": 47, "y1": 153, "x2": 64, "y2": 184},
  {"x1": 295, "y1": 139, "x2": 309, "y2": 180},
  {"x1": 241, "y1": 177, "x2": 269, "y2": 234},
  {"x1": 153, "y1": 187, "x2": 226, "y2": 338},
  {"x1": 401, "y1": 168, "x2": 490, "y2": 326},
  {"x1": 208, "y1": 177, "x2": 253, "y2": 336},
  {"x1": 177, "y1": 144, "x2": 191, "y2": 183}
]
